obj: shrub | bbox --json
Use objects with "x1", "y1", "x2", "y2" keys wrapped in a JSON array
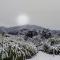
[
  {"x1": 0, "y1": 36, "x2": 37, "y2": 60},
  {"x1": 41, "y1": 30, "x2": 52, "y2": 39},
  {"x1": 42, "y1": 38, "x2": 60, "y2": 55},
  {"x1": 24, "y1": 31, "x2": 38, "y2": 40},
  {"x1": 42, "y1": 43, "x2": 50, "y2": 53}
]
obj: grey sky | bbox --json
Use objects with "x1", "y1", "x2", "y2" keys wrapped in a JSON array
[{"x1": 0, "y1": 0, "x2": 60, "y2": 30}]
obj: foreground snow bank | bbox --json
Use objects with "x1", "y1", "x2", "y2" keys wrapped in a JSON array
[{"x1": 27, "y1": 51, "x2": 60, "y2": 60}]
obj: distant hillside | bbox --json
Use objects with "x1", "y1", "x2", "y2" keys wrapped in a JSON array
[{"x1": 0, "y1": 25, "x2": 60, "y2": 36}]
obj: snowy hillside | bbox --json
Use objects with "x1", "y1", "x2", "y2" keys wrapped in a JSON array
[{"x1": 0, "y1": 25, "x2": 60, "y2": 60}]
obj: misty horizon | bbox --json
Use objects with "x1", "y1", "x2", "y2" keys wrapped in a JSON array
[{"x1": 0, "y1": 0, "x2": 60, "y2": 30}]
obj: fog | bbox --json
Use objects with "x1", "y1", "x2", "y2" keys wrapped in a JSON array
[{"x1": 0, "y1": 0, "x2": 60, "y2": 30}]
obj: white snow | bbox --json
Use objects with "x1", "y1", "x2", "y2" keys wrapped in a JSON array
[{"x1": 27, "y1": 51, "x2": 60, "y2": 60}]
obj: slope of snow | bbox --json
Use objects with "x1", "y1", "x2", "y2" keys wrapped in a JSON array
[{"x1": 27, "y1": 51, "x2": 60, "y2": 60}]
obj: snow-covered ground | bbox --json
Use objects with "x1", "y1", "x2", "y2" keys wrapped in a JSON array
[{"x1": 27, "y1": 51, "x2": 60, "y2": 60}]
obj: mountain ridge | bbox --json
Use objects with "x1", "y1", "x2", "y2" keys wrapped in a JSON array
[{"x1": 0, "y1": 25, "x2": 60, "y2": 36}]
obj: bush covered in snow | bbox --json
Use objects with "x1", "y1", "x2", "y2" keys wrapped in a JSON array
[
  {"x1": 42, "y1": 38, "x2": 60, "y2": 55},
  {"x1": 0, "y1": 36, "x2": 37, "y2": 60}
]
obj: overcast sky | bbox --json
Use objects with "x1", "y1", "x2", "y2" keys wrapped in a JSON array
[{"x1": 0, "y1": 0, "x2": 60, "y2": 30}]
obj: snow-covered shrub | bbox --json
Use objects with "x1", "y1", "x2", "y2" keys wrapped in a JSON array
[
  {"x1": 41, "y1": 29, "x2": 52, "y2": 39},
  {"x1": 26, "y1": 31, "x2": 38, "y2": 38},
  {"x1": 0, "y1": 36, "x2": 37, "y2": 60},
  {"x1": 42, "y1": 43, "x2": 50, "y2": 53},
  {"x1": 48, "y1": 38, "x2": 60, "y2": 45},
  {"x1": 22, "y1": 42, "x2": 37, "y2": 59},
  {"x1": 42, "y1": 37, "x2": 60, "y2": 55},
  {"x1": 27, "y1": 35, "x2": 43, "y2": 47}
]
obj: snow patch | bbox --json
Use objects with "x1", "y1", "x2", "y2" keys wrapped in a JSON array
[{"x1": 27, "y1": 51, "x2": 60, "y2": 60}]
